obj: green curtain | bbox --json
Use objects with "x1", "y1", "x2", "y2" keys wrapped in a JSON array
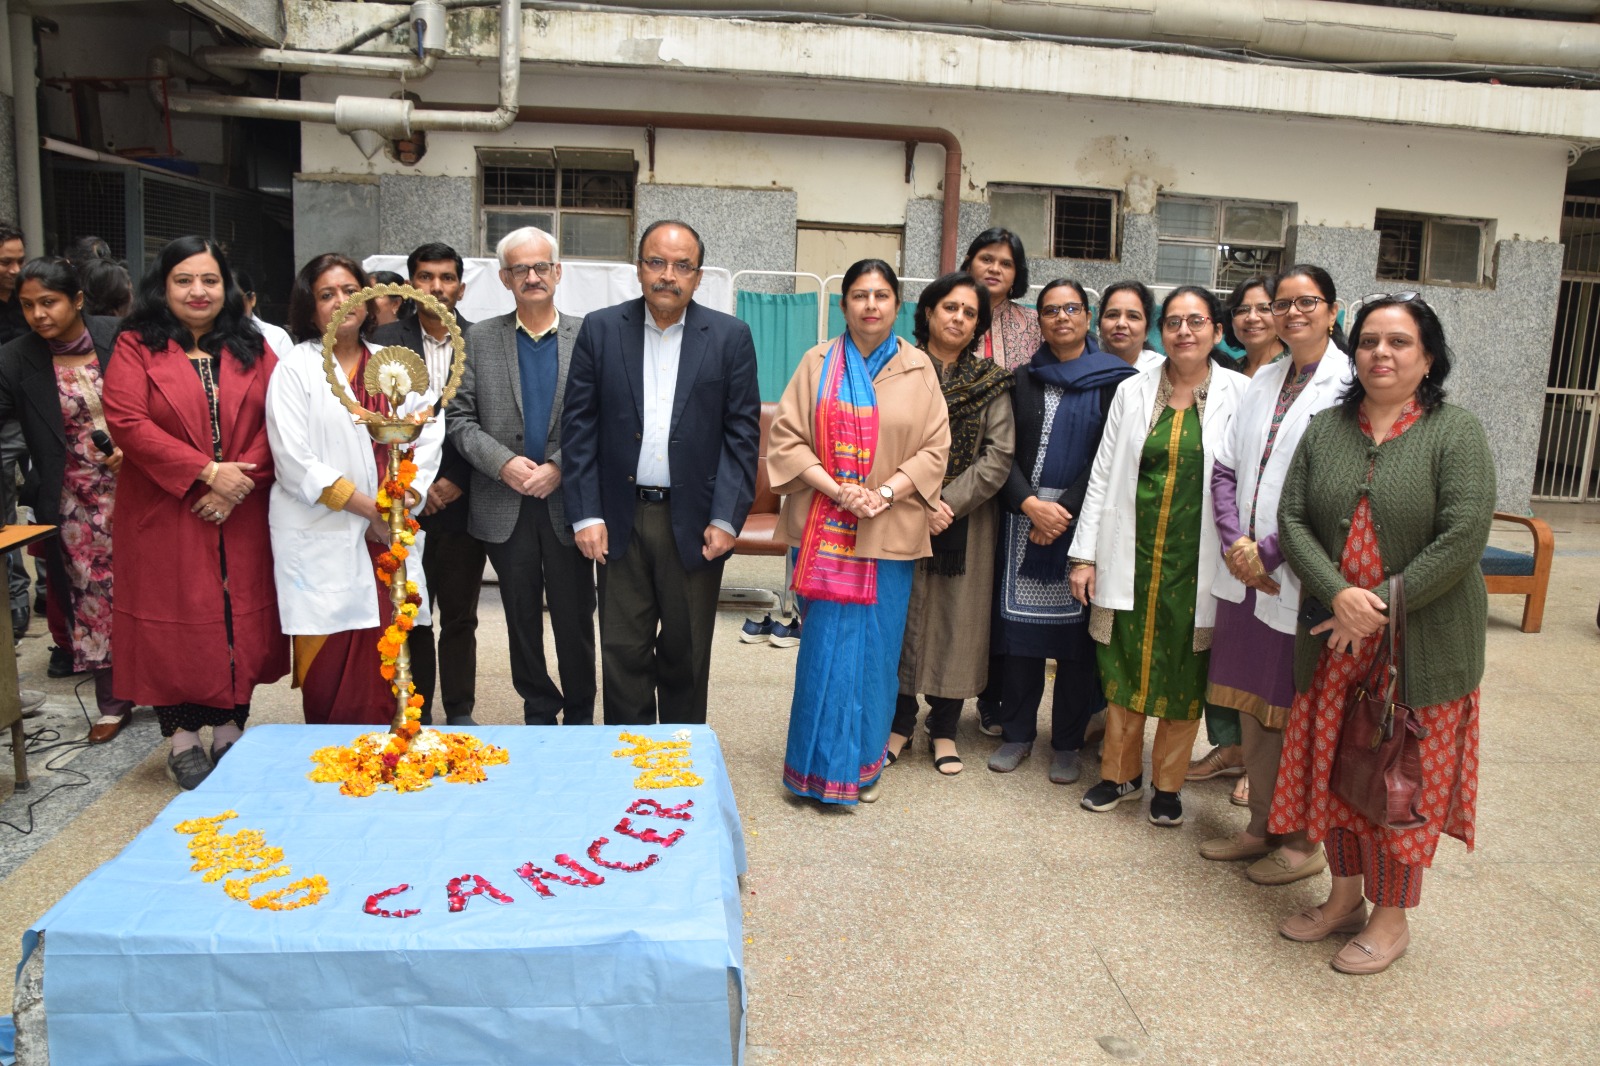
[{"x1": 736, "y1": 290, "x2": 821, "y2": 401}]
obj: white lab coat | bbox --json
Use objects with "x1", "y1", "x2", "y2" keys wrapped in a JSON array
[
  {"x1": 251, "y1": 315, "x2": 294, "y2": 362},
  {"x1": 1210, "y1": 339, "x2": 1352, "y2": 634},
  {"x1": 266, "y1": 339, "x2": 442, "y2": 635},
  {"x1": 1067, "y1": 361, "x2": 1248, "y2": 628}
]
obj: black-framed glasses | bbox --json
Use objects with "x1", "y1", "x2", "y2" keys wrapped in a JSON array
[
  {"x1": 639, "y1": 257, "x2": 701, "y2": 276},
  {"x1": 505, "y1": 262, "x2": 555, "y2": 280},
  {"x1": 1269, "y1": 295, "x2": 1329, "y2": 316},
  {"x1": 1230, "y1": 302, "x2": 1273, "y2": 318},
  {"x1": 1356, "y1": 291, "x2": 1422, "y2": 310},
  {"x1": 1161, "y1": 314, "x2": 1213, "y2": 332},
  {"x1": 1039, "y1": 302, "x2": 1085, "y2": 319}
]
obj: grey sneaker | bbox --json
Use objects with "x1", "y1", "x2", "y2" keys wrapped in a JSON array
[
  {"x1": 977, "y1": 700, "x2": 1003, "y2": 737},
  {"x1": 987, "y1": 741, "x2": 1032, "y2": 773},
  {"x1": 1048, "y1": 749, "x2": 1082, "y2": 784},
  {"x1": 166, "y1": 746, "x2": 213, "y2": 791}
]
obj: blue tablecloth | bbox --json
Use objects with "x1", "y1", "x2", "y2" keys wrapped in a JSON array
[{"x1": 21, "y1": 725, "x2": 747, "y2": 1066}]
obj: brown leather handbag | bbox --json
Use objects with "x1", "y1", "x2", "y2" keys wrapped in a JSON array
[{"x1": 1330, "y1": 574, "x2": 1430, "y2": 831}]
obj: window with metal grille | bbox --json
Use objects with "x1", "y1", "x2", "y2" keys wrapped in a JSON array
[
  {"x1": 479, "y1": 148, "x2": 635, "y2": 260},
  {"x1": 989, "y1": 185, "x2": 1119, "y2": 263},
  {"x1": 1375, "y1": 210, "x2": 1490, "y2": 286},
  {"x1": 1154, "y1": 195, "x2": 1292, "y2": 289},
  {"x1": 1052, "y1": 193, "x2": 1115, "y2": 259}
]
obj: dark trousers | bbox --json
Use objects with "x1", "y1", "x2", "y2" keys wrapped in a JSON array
[
  {"x1": 892, "y1": 694, "x2": 962, "y2": 741},
  {"x1": 998, "y1": 655, "x2": 1103, "y2": 752},
  {"x1": 410, "y1": 528, "x2": 488, "y2": 723},
  {"x1": 977, "y1": 654, "x2": 1003, "y2": 710},
  {"x1": 483, "y1": 495, "x2": 596, "y2": 725},
  {"x1": 598, "y1": 499, "x2": 723, "y2": 725}
]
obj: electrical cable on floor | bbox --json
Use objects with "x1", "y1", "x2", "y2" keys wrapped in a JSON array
[{"x1": 0, "y1": 675, "x2": 99, "y2": 835}]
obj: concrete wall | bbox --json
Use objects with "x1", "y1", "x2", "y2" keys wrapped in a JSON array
[
  {"x1": 636, "y1": 184, "x2": 797, "y2": 293},
  {"x1": 1289, "y1": 225, "x2": 1562, "y2": 512},
  {"x1": 298, "y1": 67, "x2": 1570, "y2": 245},
  {"x1": 292, "y1": 65, "x2": 1566, "y2": 509}
]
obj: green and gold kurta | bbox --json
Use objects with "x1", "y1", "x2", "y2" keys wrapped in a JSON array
[{"x1": 1097, "y1": 403, "x2": 1209, "y2": 721}]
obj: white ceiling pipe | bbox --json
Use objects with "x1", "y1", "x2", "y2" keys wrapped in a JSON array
[
  {"x1": 158, "y1": 0, "x2": 520, "y2": 146},
  {"x1": 195, "y1": 45, "x2": 438, "y2": 78},
  {"x1": 598, "y1": 0, "x2": 1600, "y2": 67}
]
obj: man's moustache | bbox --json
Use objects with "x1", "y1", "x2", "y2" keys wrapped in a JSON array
[{"x1": 651, "y1": 281, "x2": 682, "y2": 296}]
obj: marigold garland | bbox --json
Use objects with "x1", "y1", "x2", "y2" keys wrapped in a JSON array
[
  {"x1": 308, "y1": 727, "x2": 509, "y2": 797},
  {"x1": 174, "y1": 811, "x2": 328, "y2": 912},
  {"x1": 611, "y1": 731, "x2": 704, "y2": 790}
]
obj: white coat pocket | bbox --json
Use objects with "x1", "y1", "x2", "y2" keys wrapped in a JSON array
[{"x1": 284, "y1": 529, "x2": 360, "y2": 594}]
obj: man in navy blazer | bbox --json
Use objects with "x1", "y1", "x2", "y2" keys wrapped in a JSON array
[{"x1": 560, "y1": 220, "x2": 760, "y2": 724}]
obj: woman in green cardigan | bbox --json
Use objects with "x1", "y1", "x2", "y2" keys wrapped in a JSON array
[{"x1": 1266, "y1": 293, "x2": 1495, "y2": 975}]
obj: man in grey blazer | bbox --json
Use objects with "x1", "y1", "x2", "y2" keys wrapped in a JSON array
[{"x1": 445, "y1": 226, "x2": 596, "y2": 725}]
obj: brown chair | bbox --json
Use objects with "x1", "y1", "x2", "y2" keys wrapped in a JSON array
[
  {"x1": 732, "y1": 402, "x2": 784, "y2": 559},
  {"x1": 1479, "y1": 511, "x2": 1554, "y2": 634},
  {"x1": 724, "y1": 402, "x2": 791, "y2": 613}
]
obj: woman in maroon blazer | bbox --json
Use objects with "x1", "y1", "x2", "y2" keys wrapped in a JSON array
[{"x1": 102, "y1": 236, "x2": 288, "y2": 790}]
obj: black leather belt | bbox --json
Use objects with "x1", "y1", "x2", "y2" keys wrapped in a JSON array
[{"x1": 636, "y1": 486, "x2": 671, "y2": 502}]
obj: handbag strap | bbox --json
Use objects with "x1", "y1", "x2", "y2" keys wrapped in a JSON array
[{"x1": 1388, "y1": 573, "x2": 1408, "y2": 706}]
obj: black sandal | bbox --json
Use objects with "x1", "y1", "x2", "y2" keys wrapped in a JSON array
[
  {"x1": 932, "y1": 752, "x2": 964, "y2": 776},
  {"x1": 885, "y1": 732, "x2": 912, "y2": 766}
]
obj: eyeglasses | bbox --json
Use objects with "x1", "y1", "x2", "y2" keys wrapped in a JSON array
[
  {"x1": 1161, "y1": 314, "x2": 1214, "y2": 332},
  {"x1": 1230, "y1": 302, "x2": 1274, "y2": 318},
  {"x1": 1269, "y1": 295, "x2": 1329, "y2": 316},
  {"x1": 504, "y1": 262, "x2": 555, "y2": 280},
  {"x1": 1039, "y1": 303, "x2": 1085, "y2": 319},
  {"x1": 639, "y1": 257, "x2": 701, "y2": 276},
  {"x1": 1355, "y1": 291, "x2": 1422, "y2": 310}
]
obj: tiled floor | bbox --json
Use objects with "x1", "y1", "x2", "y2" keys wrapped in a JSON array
[{"x1": 3, "y1": 503, "x2": 1598, "y2": 1064}]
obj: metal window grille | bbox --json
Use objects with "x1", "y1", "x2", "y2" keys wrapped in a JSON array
[
  {"x1": 1052, "y1": 193, "x2": 1115, "y2": 260},
  {"x1": 1375, "y1": 211, "x2": 1487, "y2": 286},
  {"x1": 43, "y1": 157, "x2": 295, "y2": 320},
  {"x1": 479, "y1": 151, "x2": 635, "y2": 259},
  {"x1": 1154, "y1": 195, "x2": 1290, "y2": 288},
  {"x1": 1534, "y1": 195, "x2": 1600, "y2": 500},
  {"x1": 483, "y1": 165, "x2": 555, "y2": 208}
]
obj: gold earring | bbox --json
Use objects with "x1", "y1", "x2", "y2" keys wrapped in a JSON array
[{"x1": 1328, "y1": 323, "x2": 1335, "y2": 336}]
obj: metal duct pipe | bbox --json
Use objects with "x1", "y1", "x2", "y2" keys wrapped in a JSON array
[
  {"x1": 9, "y1": 11, "x2": 42, "y2": 253},
  {"x1": 159, "y1": 0, "x2": 520, "y2": 143},
  {"x1": 194, "y1": 45, "x2": 437, "y2": 79},
  {"x1": 570, "y1": 0, "x2": 1600, "y2": 68},
  {"x1": 428, "y1": 103, "x2": 965, "y2": 272}
]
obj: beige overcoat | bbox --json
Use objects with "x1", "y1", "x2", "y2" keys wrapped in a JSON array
[
  {"x1": 897, "y1": 391, "x2": 1016, "y2": 698},
  {"x1": 769, "y1": 337, "x2": 951, "y2": 560}
]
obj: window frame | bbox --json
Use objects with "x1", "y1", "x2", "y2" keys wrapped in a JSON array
[
  {"x1": 987, "y1": 183, "x2": 1121, "y2": 263},
  {"x1": 1153, "y1": 194, "x2": 1293, "y2": 289},
  {"x1": 1374, "y1": 209, "x2": 1493, "y2": 288},
  {"x1": 477, "y1": 147, "x2": 637, "y2": 261}
]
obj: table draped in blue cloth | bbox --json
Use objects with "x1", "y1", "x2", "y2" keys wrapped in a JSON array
[{"x1": 20, "y1": 724, "x2": 747, "y2": 1066}]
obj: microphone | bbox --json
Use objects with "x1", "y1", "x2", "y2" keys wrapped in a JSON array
[{"x1": 90, "y1": 429, "x2": 115, "y2": 457}]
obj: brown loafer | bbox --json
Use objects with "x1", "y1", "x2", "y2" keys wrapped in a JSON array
[
  {"x1": 1332, "y1": 926, "x2": 1410, "y2": 974},
  {"x1": 1278, "y1": 903, "x2": 1367, "y2": 943},
  {"x1": 1185, "y1": 745, "x2": 1245, "y2": 781},
  {"x1": 87, "y1": 714, "x2": 126, "y2": 744},
  {"x1": 1198, "y1": 833, "x2": 1273, "y2": 862},
  {"x1": 1248, "y1": 845, "x2": 1328, "y2": 885}
]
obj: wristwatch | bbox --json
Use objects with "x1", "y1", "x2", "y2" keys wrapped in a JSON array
[{"x1": 877, "y1": 484, "x2": 895, "y2": 508}]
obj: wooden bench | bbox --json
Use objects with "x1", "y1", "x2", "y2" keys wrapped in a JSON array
[{"x1": 1479, "y1": 512, "x2": 1554, "y2": 634}]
